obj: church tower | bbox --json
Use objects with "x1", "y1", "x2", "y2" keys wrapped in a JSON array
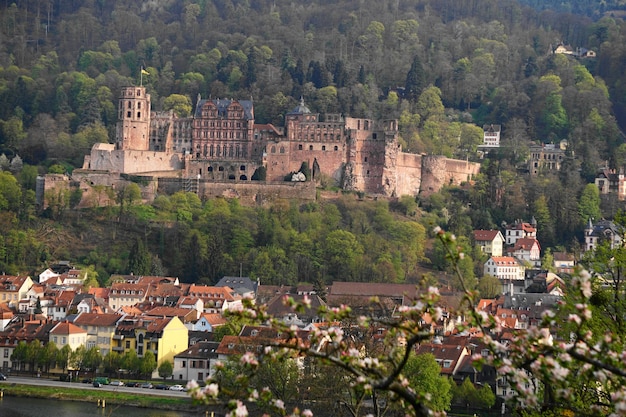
[{"x1": 116, "y1": 86, "x2": 150, "y2": 151}]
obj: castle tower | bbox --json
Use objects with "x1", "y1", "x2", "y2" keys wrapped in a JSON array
[{"x1": 116, "y1": 86, "x2": 151, "y2": 151}]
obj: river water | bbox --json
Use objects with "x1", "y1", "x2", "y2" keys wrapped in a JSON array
[{"x1": 0, "y1": 396, "x2": 208, "y2": 417}]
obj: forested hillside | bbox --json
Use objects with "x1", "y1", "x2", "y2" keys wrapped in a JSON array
[{"x1": 0, "y1": 0, "x2": 625, "y2": 282}]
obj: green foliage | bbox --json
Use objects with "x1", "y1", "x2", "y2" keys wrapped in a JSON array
[
  {"x1": 140, "y1": 351, "x2": 157, "y2": 379},
  {"x1": 403, "y1": 353, "x2": 453, "y2": 411},
  {"x1": 163, "y1": 94, "x2": 192, "y2": 117},
  {"x1": 157, "y1": 359, "x2": 173, "y2": 380},
  {"x1": 578, "y1": 183, "x2": 602, "y2": 224},
  {"x1": 127, "y1": 237, "x2": 151, "y2": 275}
]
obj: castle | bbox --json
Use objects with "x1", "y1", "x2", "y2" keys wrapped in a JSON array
[{"x1": 42, "y1": 86, "x2": 480, "y2": 206}]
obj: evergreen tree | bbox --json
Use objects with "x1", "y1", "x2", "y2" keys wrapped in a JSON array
[
  {"x1": 244, "y1": 49, "x2": 258, "y2": 88},
  {"x1": 127, "y1": 237, "x2": 151, "y2": 276},
  {"x1": 291, "y1": 58, "x2": 305, "y2": 85},
  {"x1": 405, "y1": 55, "x2": 425, "y2": 102},
  {"x1": 358, "y1": 65, "x2": 366, "y2": 84}
]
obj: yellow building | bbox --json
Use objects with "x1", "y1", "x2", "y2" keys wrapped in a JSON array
[
  {"x1": 113, "y1": 315, "x2": 188, "y2": 376},
  {"x1": 49, "y1": 321, "x2": 87, "y2": 351},
  {"x1": 0, "y1": 275, "x2": 34, "y2": 309},
  {"x1": 72, "y1": 312, "x2": 124, "y2": 356}
]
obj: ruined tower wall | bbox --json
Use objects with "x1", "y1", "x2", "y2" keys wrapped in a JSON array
[{"x1": 394, "y1": 152, "x2": 423, "y2": 197}]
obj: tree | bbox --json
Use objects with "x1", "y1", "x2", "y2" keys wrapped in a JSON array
[
  {"x1": 163, "y1": 94, "x2": 192, "y2": 117},
  {"x1": 127, "y1": 237, "x2": 151, "y2": 275},
  {"x1": 454, "y1": 377, "x2": 496, "y2": 409},
  {"x1": 140, "y1": 351, "x2": 157, "y2": 380},
  {"x1": 122, "y1": 350, "x2": 140, "y2": 377},
  {"x1": 416, "y1": 86, "x2": 445, "y2": 125},
  {"x1": 116, "y1": 182, "x2": 142, "y2": 220},
  {"x1": 578, "y1": 183, "x2": 602, "y2": 225},
  {"x1": 57, "y1": 345, "x2": 72, "y2": 372},
  {"x1": 11, "y1": 341, "x2": 28, "y2": 372},
  {"x1": 405, "y1": 55, "x2": 425, "y2": 102},
  {"x1": 83, "y1": 346, "x2": 103, "y2": 373},
  {"x1": 403, "y1": 353, "x2": 453, "y2": 412},
  {"x1": 478, "y1": 274, "x2": 501, "y2": 298},
  {"x1": 158, "y1": 360, "x2": 173, "y2": 380}
]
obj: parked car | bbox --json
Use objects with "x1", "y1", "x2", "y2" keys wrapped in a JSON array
[
  {"x1": 140, "y1": 382, "x2": 153, "y2": 389},
  {"x1": 0, "y1": 373, "x2": 7, "y2": 380},
  {"x1": 93, "y1": 377, "x2": 109, "y2": 385},
  {"x1": 154, "y1": 384, "x2": 169, "y2": 390},
  {"x1": 82, "y1": 378, "x2": 92, "y2": 384},
  {"x1": 109, "y1": 380, "x2": 124, "y2": 386},
  {"x1": 169, "y1": 384, "x2": 185, "y2": 391},
  {"x1": 92, "y1": 381, "x2": 102, "y2": 388}
]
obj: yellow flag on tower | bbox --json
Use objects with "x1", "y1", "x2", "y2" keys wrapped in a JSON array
[{"x1": 141, "y1": 68, "x2": 149, "y2": 75}]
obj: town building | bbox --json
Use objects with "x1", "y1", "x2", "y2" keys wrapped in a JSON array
[
  {"x1": 172, "y1": 340, "x2": 220, "y2": 382},
  {"x1": 552, "y1": 252, "x2": 575, "y2": 275},
  {"x1": 0, "y1": 275, "x2": 34, "y2": 309},
  {"x1": 473, "y1": 230, "x2": 505, "y2": 257},
  {"x1": 528, "y1": 143, "x2": 566, "y2": 176},
  {"x1": 584, "y1": 218, "x2": 623, "y2": 252},
  {"x1": 481, "y1": 124, "x2": 501, "y2": 147},
  {"x1": 595, "y1": 167, "x2": 626, "y2": 200},
  {"x1": 505, "y1": 238, "x2": 541, "y2": 267},
  {"x1": 504, "y1": 220, "x2": 537, "y2": 246},
  {"x1": 483, "y1": 256, "x2": 526, "y2": 295},
  {"x1": 72, "y1": 312, "x2": 124, "y2": 356},
  {"x1": 49, "y1": 321, "x2": 87, "y2": 352}
]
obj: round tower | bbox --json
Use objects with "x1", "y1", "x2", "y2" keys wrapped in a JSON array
[{"x1": 116, "y1": 86, "x2": 151, "y2": 151}]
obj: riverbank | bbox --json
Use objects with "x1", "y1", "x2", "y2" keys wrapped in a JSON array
[{"x1": 0, "y1": 382, "x2": 203, "y2": 413}]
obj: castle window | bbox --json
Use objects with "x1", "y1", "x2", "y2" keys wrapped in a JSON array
[
  {"x1": 138, "y1": 103, "x2": 141, "y2": 109},
  {"x1": 136, "y1": 90, "x2": 141, "y2": 96},
  {"x1": 367, "y1": 170, "x2": 370, "y2": 175},
  {"x1": 240, "y1": 165, "x2": 246, "y2": 171},
  {"x1": 208, "y1": 166, "x2": 213, "y2": 172},
  {"x1": 373, "y1": 133, "x2": 377, "y2": 139},
  {"x1": 128, "y1": 102, "x2": 131, "y2": 109},
  {"x1": 127, "y1": 111, "x2": 131, "y2": 118},
  {"x1": 364, "y1": 157, "x2": 368, "y2": 162},
  {"x1": 218, "y1": 166, "x2": 224, "y2": 172},
  {"x1": 322, "y1": 145, "x2": 326, "y2": 151},
  {"x1": 137, "y1": 112, "x2": 141, "y2": 118},
  {"x1": 280, "y1": 147, "x2": 285, "y2": 153},
  {"x1": 334, "y1": 146, "x2": 338, "y2": 151},
  {"x1": 309, "y1": 145, "x2": 313, "y2": 150},
  {"x1": 210, "y1": 145, "x2": 214, "y2": 156},
  {"x1": 271, "y1": 146, "x2": 276, "y2": 153},
  {"x1": 298, "y1": 144, "x2": 303, "y2": 150}
]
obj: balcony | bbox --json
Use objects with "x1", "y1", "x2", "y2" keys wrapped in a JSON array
[
  {"x1": 113, "y1": 335, "x2": 124, "y2": 340},
  {"x1": 112, "y1": 346, "x2": 124, "y2": 352}
]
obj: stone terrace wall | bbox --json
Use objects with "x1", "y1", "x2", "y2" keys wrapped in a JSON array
[
  {"x1": 444, "y1": 158, "x2": 481, "y2": 186},
  {"x1": 158, "y1": 178, "x2": 316, "y2": 205}
]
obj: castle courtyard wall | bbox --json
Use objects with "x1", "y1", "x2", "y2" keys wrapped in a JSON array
[{"x1": 84, "y1": 148, "x2": 183, "y2": 174}]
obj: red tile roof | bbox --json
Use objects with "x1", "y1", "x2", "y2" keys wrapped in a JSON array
[
  {"x1": 51, "y1": 321, "x2": 87, "y2": 335},
  {"x1": 473, "y1": 230, "x2": 502, "y2": 241}
]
